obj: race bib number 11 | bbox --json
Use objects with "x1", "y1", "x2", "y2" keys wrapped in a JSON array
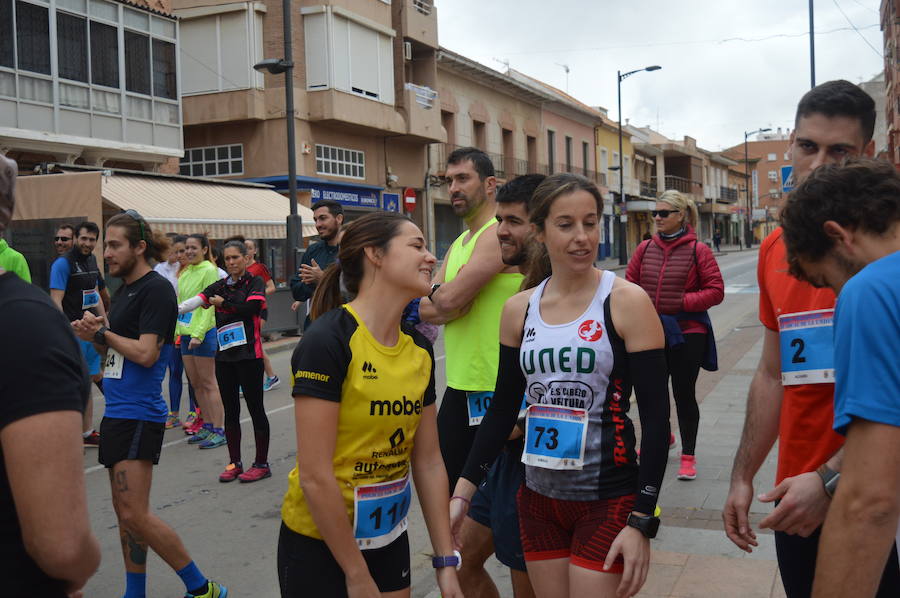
[
  {"x1": 778, "y1": 309, "x2": 834, "y2": 386},
  {"x1": 353, "y1": 476, "x2": 411, "y2": 550}
]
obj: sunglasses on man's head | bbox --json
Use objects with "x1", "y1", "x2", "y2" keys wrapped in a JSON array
[
  {"x1": 651, "y1": 210, "x2": 679, "y2": 218},
  {"x1": 54, "y1": 236, "x2": 71, "y2": 242},
  {"x1": 122, "y1": 209, "x2": 147, "y2": 241}
]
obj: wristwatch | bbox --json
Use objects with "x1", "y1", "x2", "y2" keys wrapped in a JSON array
[
  {"x1": 94, "y1": 325, "x2": 109, "y2": 346},
  {"x1": 816, "y1": 464, "x2": 840, "y2": 498},
  {"x1": 428, "y1": 283, "x2": 441, "y2": 301},
  {"x1": 626, "y1": 513, "x2": 661, "y2": 539},
  {"x1": 432, "y1": 550, "x2": 462, "y2": 570}
]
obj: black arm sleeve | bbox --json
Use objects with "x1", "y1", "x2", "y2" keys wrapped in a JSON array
[
  {"x1": 459, "y1": 344, "x2": 526, "y2": 486},
  {"x1": 222, "y1": 298, "x2": 263, "y2": 317},
  {"x1": 629, "y1": 348, "x2": 670, "y2": 515}
]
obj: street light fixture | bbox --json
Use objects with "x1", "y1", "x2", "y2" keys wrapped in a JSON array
[
  {"x1": 617, "y1": 65, "x2": 661, "y2": 266},
  {"x1": 743, "y1": 127, "x2": 771, "y2": 248},
  {"x1": 253, "y1": 0, "x2": 301, "y2": 284}
]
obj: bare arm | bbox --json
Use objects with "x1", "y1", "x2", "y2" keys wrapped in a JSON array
[
  {"x1": 411, "y1": 403, "x2": 463, "y2": 597},
  {"x1": 420, "y1": 226, "x2": 507, "y2": 322},
  {"x1": 264, "y1": 278, "x2": 276, "y2": 295},
  {"x1": 2, "y1": 411, "x2": 100, "y2": 593},
  {"x1": 295, "y1": 396, "x2": 377, "y2": 594},
  {"x1": 812, "y1": 421, "x2": 900, "y2": 598},
  {"x1": 72, "y1": 312, "x2": 163, "y2": 368},
  {"x1": 50, "y1": 289, "x2": 64, "y2": 311},
  {"x1": 723, "y1": 327, "x2": 782, "y2": 551}
]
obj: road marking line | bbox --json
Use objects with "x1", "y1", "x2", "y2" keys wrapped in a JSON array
[{"x1": 83, "y1": 402, "x2": 296, "y2": 475}]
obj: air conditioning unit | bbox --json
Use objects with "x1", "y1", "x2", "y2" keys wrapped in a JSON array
[{"x1": 404, "y1": 41, "x2": 412, "y2": 61}]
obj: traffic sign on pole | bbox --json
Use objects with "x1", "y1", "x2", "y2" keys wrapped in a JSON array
[{"x1": 781, "y1": 166, "x2": 794, "y2": 193}]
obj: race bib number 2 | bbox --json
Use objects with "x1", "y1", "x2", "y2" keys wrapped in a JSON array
[
  {"x1": 778, "y1": 309, "x2": 834, "y2": 385},
  {"x1": 522, "y1": 404, "x2": 588, "y2": 470},
  {"x1": 353, "y1": 476, "x2": 411, "y2": 550}
]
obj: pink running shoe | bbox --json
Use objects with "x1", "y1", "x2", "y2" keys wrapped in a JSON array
[
  {"x1": 219, "y1": 463, "x2": 243, "y2": 483},
  {"x1": 184, "y1": 417, "x2": 205, "y2": 436},
  {"x1": 677, "y1": 454, "x2": 697, "y2": 480},
  {"x1": 238, "y1": 464, "x2": 272, "y2": 483}
]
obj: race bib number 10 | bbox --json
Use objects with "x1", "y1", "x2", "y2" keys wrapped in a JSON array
[
  {"x1": 522, "y1": 404, "x2": 588, "y2": 470},
  {"x1": 778, "y1": 309, "x2": 834, "y2": 386},
  {"x1": 353, "y1": 476, "x2": 411, "y2": 550}
]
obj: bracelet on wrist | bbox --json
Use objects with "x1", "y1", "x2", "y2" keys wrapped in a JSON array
[{"x1": 450, "y1": 495, "x2": 470, "y2": 506}]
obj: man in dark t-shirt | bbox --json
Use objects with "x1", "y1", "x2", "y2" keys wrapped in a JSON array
[
  {"x1": 71, "y1": 210, "x2": 227, "y2": 598},
  {"x1": 0, "y1": 155, "x2": 100, "y2": 597}
]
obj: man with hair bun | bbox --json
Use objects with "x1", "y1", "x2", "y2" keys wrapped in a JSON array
[{"x1": 72, "y1": 211, "x2": 227, "y2": 598}]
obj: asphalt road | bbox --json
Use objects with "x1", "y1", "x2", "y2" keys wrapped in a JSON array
[{"x1": 80, "y1": 249, "x2": 761, "y2": 598}]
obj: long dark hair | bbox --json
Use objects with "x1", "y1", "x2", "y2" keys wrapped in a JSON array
[
  {"x1": 309, "y1": 211, "x2": 411, "y2": 320},
  {"x1": 106, "y1": 212, "x2": 170, "y2": 263},
  {"x1": 521, "y1": 173, "x2": 604, "y2": 289}
]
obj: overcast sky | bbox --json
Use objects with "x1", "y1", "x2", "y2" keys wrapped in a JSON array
[{"x1": 434, "y1": 0, "x2": 883, "y2": 151}]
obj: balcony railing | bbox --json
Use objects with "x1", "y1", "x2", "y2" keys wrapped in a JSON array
[
  {"x1": 652, "y1": 174, "x2": 694, "y2": 194},
  {"x1": 640, "y1": 180, "x2": 658, "y2": 197},
  {"x1": 433, "y1": 144, "x2": 608, "y2": 186},
  {"x1": 720, "y1": 186, "x2": 739, "y2": 202},
  {"x1": 413, "y1": 0, "x2": 433, "y2": 15}
]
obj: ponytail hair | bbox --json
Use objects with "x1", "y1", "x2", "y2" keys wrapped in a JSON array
[
  {"x1": 107, "y1": 211, "x2": 170, "y2": 263},
  {"x1": 657, "y1": 189, "x2": 698, "y2": 229},
  {"x1": 309, "y1": 211, "x2": 410, "y2": 320}
]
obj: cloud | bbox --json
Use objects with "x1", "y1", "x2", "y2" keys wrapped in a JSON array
[{"x1": 435, "y1": 0, "x2": 882, "y2": 150}]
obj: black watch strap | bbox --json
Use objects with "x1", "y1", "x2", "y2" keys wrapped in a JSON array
[
  {"x1": 428, "y1": 283, "x2": 441, "y2": 301},
  {"x1": 626, "y1": 513, "x2": 660, "y2": 539},
  {"x1": 94, "y1": 325, "x2": 108, "y2": 346}
]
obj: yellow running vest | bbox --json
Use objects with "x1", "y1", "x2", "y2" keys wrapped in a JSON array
[{"x1": 444, "y1": 220, "x2": 523, "y2": 391}]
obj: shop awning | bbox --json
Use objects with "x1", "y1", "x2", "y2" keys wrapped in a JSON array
[{"x1": 97, "y1": 172, "x2": 316, "y2": 239}]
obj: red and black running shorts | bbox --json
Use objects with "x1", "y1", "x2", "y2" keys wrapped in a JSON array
[{"x1": 516, "y1": 484, "x2": 636, "y2": 573}]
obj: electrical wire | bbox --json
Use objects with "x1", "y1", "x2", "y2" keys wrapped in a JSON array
[{"x1": 831, "y1": 0, "x2": 883, "y2": 57}]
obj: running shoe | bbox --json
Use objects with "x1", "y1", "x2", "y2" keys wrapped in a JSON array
[
  {"x1": 184, "y1": 417, "x2": 205, "y2": 436},
  {"x1": 677, "y1": 454, "x2": 697, "y2": 480},
  {"x1": 187, "y1": 426, "x2": 211, "y2": 444},
  {"x1": 218, "y1": 462, "x2": 243, "y2": 483},
  {"x1": 184, "y1": 581, "x2": 228, "y2": 598},
  {"x1": 238, "y1": 464, "x2": 272, "y2": 483},
  {"x1": 184, "y1": 410, "x2": 198, "y2": 427},
  {"x1": 669, "y1": 433, "x2": 676, "y2": 449},
  {"x1": 199, "y1": 431, "x2": 226, "y2": 449},
  {"x1": 263, "y1": 375, "x2": 281, "y2": 392},
  {"x1": 83, "y1": 430, "x2": 100, "y2": 448},
  {"x1": 165, "y1": 412, "x2": 182, "y2": 429}
]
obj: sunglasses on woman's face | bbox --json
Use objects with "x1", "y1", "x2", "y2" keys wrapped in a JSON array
[{"x1": 651, "y1": 210, "x2": 679, "y2": 218}]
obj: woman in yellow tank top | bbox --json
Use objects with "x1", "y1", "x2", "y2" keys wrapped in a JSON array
[{"x1": 279, "y1": 212, "x2": 463, "y2": 598}]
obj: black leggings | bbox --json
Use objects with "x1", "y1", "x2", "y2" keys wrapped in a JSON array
[
  {"x1": 775, "y1": 528, "x2": 900, "y2": 597},
  {"x1": 437, "y1": 387, "x2": 479, "y2": 492},
  {"x1": 665, "y1": 333, "x2": 706, "y2": 456},
  {"x1": 215, "y1": 358, "x2": 269, "y2": 465}
]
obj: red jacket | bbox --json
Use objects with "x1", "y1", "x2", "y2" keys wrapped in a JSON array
[{"x1": 626, "y1": 227, "x2": 724, "y2": 330}]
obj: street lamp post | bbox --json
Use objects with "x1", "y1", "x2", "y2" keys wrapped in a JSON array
[
  {"x1": 253, "y1": 0, "x2": 301, "y2": 283},
  {"x1": 743, "y1": 127, "x2": 771, "y2": 248},
  {"x1": 617, "y1": 65, "x2": 661, "y2": 266}
]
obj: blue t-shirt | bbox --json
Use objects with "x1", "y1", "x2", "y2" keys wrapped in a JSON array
[
  {"x1": 104, "y1": 271, "x2": 177, "y2": 423},
  {"x1": 49, "y1": 256, "x2": 70, "y2": 290},
  {"x1": 833, "y1": 250, "x2": 900, "y2": 435}
]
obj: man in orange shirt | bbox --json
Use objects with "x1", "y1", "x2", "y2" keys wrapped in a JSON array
[{"x1": 723, "y1": 81, "x2": 899, "y2": 597}]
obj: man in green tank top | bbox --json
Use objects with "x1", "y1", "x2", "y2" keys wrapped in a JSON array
[{"x1": 419, "y1": 147, "x2": 524, "y2": 490}]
